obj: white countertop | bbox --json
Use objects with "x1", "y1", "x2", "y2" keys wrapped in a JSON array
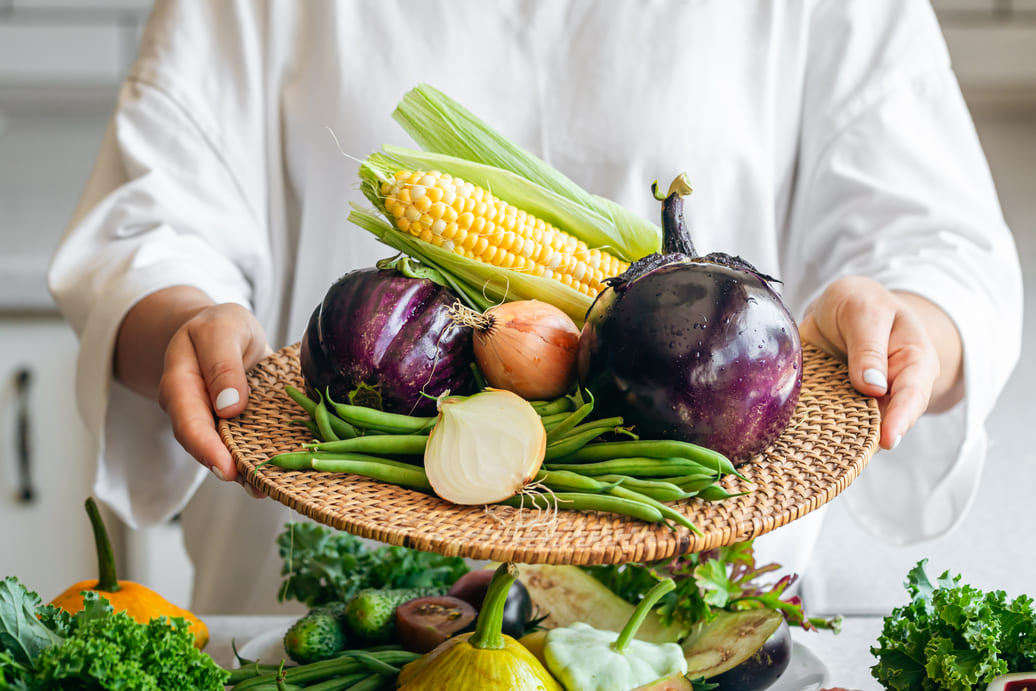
[{"x1": 204, "y1": 614, "x2": 888, "y2": 690}]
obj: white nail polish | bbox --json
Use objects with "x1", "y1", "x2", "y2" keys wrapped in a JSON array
[
  {"x1": 215, "y1": 387, "x2": 240, "y2": 411},
  {"x1": 210, "y1": 465, "x2": 226, "y2": 481},
  {"x1": 891, "y1": 434, "x2": 902, "y2": 450},
  {"x1": 863, "y1": 368, "x2": 888, "y2": 391}
]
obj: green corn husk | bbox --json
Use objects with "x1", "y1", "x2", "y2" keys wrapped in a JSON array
[{"x1": 348, "y1": 84, "x2": 663, "y2": 325}]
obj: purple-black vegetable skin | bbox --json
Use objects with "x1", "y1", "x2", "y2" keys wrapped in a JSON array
[
  {"x1": 300, "y1": 266, "x2": 475, "y2": 416},
  {"x1": 576, "y1": 176, "x2": 802, "y2": 463}
]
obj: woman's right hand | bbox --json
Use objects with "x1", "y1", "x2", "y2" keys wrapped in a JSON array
[{"x1": 115, "y1": 286, "x2": 270, "y2": 488}]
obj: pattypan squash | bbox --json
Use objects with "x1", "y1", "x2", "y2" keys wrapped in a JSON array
[
  {"x1": 544, "y1": 578, "x2": 687, "y2": 691},
  {"x1": 397, "y1": 563, "x2": 562, "y2": 690}
]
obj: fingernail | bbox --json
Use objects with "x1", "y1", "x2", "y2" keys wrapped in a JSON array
[
  {"x1": 215, "y1": 387, "x2": 240, "y2": 411},
  {"x1": 210, "y1": 465, "x2": 226, "y2": 481},
  {"x1": 891, "y1": 434, "x2": 902, "y2": 450},
  {"x1": 863, "y1": 368, "x2": 888, "y2": 391}
]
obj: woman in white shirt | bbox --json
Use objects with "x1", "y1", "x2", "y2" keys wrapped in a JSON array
[{"x1": 48, "y1": 0, "x2": 1022, "y2": 614}]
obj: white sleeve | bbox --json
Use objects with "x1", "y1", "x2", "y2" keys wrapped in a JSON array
[
  {"x1": 781, "y1": 0, "x2": 1023, "y2": 542},
  {"x1": 47, "y1": 24, "x2": 271, "y2": 527}
]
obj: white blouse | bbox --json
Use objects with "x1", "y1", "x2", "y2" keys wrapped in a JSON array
[{"x1": 48, "y1": 0, "x2": 1022, "y2": 614}]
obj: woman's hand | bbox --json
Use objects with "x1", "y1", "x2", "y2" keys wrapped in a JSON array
[
  {"x1": 115, "y1": 286, "x2": 270, "y2": 488},
  {"x1": 798, "y1": 276, "x2": 964, "y2": 450}
]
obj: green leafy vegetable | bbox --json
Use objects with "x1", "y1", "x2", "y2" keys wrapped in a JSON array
[
  {"x1": 277, "y1": 522, "x2": 470, "y2": 607},
  {"x1": 583, "y1": 541, "x2": 841, "y2": 634},
  {"x1": 0, "y1": 577, "x2": 227, "y2": 690},
  {"x1": 871, "y1": 559, "x2": 1036, "y2": 690}
]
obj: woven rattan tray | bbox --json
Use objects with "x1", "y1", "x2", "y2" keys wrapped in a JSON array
[{"x1": 221, "y1": 342, "x2": 880, "y2": 565}]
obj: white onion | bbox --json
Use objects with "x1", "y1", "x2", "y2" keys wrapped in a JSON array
[{"x1": 424, "y1": 389, "x2": 547, "y2": 505}]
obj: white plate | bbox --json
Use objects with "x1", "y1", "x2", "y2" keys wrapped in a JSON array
[
  {"x1": 234, "y1": 624, "x2": 291, "y2": 668},
  {"x1": 770, "y1": 641, "x2": 830, "y2": 691},
  {"x1": 234, "y1": 624, "x2": 830, "y2": 689}
]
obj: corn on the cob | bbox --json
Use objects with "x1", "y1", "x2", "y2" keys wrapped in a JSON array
[{"x1": 380, "y1": 170, "x2": 629, "y2": 296}]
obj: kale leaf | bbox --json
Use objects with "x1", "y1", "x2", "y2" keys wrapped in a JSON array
[
  {"x1": 871, "y1": 559, "x2": 1036, "y2": 690},
  {"x1": 276, "y1": 522, "x2": 470, "y2": 607},
  {"x1": 0, "y1": 578, "x2": 228, "y2": 690}
]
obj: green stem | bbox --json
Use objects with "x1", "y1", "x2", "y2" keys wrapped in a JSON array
[
  {"x1": 468, "y1": 563, "x2": 516, "y2": 650},
  {"x1": 613, "y1": 579, "x2": 675, "y2": 654},
  {"x1": 85, "y1": 497, "x2": 120, "y2": 593}
]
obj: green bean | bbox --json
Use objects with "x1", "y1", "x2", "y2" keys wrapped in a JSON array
[
  {"x1": 606, "y1": 485, "x2": 700, "y2": 535},
  {"x1": 305, "y1": 434, "x2": 428, "y2": 456},
  {"x1": 301, "y1": 672, "x2": 374, "y2": 691},
  {"x1": 286, "y1": 386, "x2": 359, "y2": 439},
  {"x1": 545, "y1": 457, "x2": 722, "y2": 478},
  {"x1": 695, "y1": 484, "x2": 752, "y2": 501},
  {"x1": 230, "y1": 650, "x2": 418, "y2": 690},
  {"x1": 549, "y1": 416, "x2": 632, "y2": 444},
  {"x1": 534, "y1": 469, "x2": 620, "y2": 494},
  {"x1": 540, "y1": 412, "x2": 574, "y2": 431},
  {"x1": 327, "y1": 396, "x2": 436, "y2": 435},
  {"x1": 310, "y1": 458, "x2": 432, "y2": 492},
  {"x1": 291, "y1": 419, "x2": 321, "y2": 439},
  {"x1": 544, "y1": 400, "x2": 594, "y2": 443},
  {"x1": 263, "y1": 451, "x2": 391, "y2": 471},
  {"x1": 314, "y1": 396, "x2": 341, "y2": 442},
  {"x1": 544, "y1": 426, "x2": 614, "y2": 460},
  {"x1": 553, "y1": 439, "x2": 742, "y2": 477},
  {"x1": 669, "y1": 474, "x2": 727, "y2": 494},
  {"x1": 500, "y1": 491, "x2": 666, "y2": 525},
  {"x1": 530, "y1": 396, "x2": 575, "y2": 416},
  {"x1": 285, "y1": 385, "x2": 318, "y2": 415},
  {"x1": 224, "y1": 662, "x2": 288, "y2": 685},
  {"x1": 595, "y1": 474, "x2": 693, "y2": 502}
]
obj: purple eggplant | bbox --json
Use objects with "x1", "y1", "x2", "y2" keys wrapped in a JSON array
[
  {"x1": 576, "y1": 176, "x2": 802, "y2": 462},
  {"x1": 300, "y1": 264, "x2": 476, "y2": 416}
]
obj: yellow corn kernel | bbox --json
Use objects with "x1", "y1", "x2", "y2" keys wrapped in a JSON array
[{"x1": 381, "y1": 170, "x2": 629, "y2": 295}]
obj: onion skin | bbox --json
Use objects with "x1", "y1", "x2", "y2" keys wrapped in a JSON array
[
  {"x1": 474, "y1": 300, "x2": 580, "y2": 401},
  {"x1": 300, "y1": 267, "x2": 475, "y2": 416},
  {"x1": 577, "y1": 260, "x2": 802, "y2": 462}
]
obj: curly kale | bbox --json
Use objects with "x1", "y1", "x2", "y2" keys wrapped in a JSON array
[
  {"x1": 872, "y1": 560, "x2": 1036, "y2": 690},
  {"x1": 0, "y1": 577, "x2": 227, "y2": 690}
]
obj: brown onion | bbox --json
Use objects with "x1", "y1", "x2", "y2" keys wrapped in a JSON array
[{"x1": 453, "y1": 300, "x2": 580, "y2": 400}]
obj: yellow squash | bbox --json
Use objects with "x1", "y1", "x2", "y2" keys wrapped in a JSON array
[
  {"x1": 397, "y1": 563, "x2": 561, "y2": 691},
  {"x1": 50, "y1": 497, "x2": 209, "y2": 649}
]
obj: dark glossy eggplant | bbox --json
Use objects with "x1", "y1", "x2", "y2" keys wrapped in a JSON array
[
  {"x1": 577, "y1": 177, "x2": 801, "y2": 462},
  {"x1": 683, "y1": 608, "x2": 790, "y2": 688},
  {"x1": 447, "y1": 568, "x2": 535, "y2": 639},
  {"x1": 300, "y1": 265, "x2": 475, "y2": 416}
]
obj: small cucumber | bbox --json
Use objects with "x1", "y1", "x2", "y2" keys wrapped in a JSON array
[
  {"x1": 343, "y1": 586, "x2": 446, "y2": 644},
  {"x1": 283, "y1": 604, "x2": 349, "y2": 664}
]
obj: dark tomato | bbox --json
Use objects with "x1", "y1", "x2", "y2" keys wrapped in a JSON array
[{"x1": 394, "y1": 596, "x2": 477, "y2": 654}]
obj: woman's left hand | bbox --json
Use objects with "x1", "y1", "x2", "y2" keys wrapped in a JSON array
[{"x1": 798, "y1": 276, "x2": 963, "y2": 450}]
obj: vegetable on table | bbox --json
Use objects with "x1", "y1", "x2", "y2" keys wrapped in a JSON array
[
  {"x1": 343, "y1": 586, "x2": 448, "y2": 645},
  {"x1": 450, "y1": 299, "x2": 581, "y2": 401},
  {"x1": 396, "y1": 563, "x2": 562, "y2": 690},
  {"x1": 395, "y1": 596, "x2": 478, "y2": 654},
  {"x1": 871, "y1": 559, "x2": 1036, "y2": 690},
  {"x1": 681, "y1": 609, "x2": 790, "y2": 689},
  {"x1": 423, "y1": 388, "x2": 547, "y2": 505},
  {"x1": 0, "y1": 578, "x2": 227, "y2": 689},
  {"x1": 543, "y1": 578, "x2": 688, "y2": 691},
  {"x1": 298, "y1": 258, "x2": 476, "y2": 417},
  {"x1": 283, "y1": 601, "x2": 349, "y2": 664},
  {"x1": 49, "y1": 497, "x2": 209, "y2": 649},
  {"x1": 577, "y1": 174, "x2": 803, "y2": 462}
]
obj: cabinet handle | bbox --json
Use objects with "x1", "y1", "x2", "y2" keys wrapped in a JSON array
[{"x1": 14, "y1": 367, "x2": 35, "y2": 504}]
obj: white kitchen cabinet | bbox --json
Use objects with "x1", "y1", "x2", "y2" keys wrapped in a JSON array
[{"x1": 0, "y1": 315, "x2": 115, "y2": 601}]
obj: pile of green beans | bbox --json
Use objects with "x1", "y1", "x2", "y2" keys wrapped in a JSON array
[
  {"x1": 225, "y1": 647, "x2": 418, "y2": 690},
  {"x1": 266, "y1": 386, "x2": 748, "y2": 530}
]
